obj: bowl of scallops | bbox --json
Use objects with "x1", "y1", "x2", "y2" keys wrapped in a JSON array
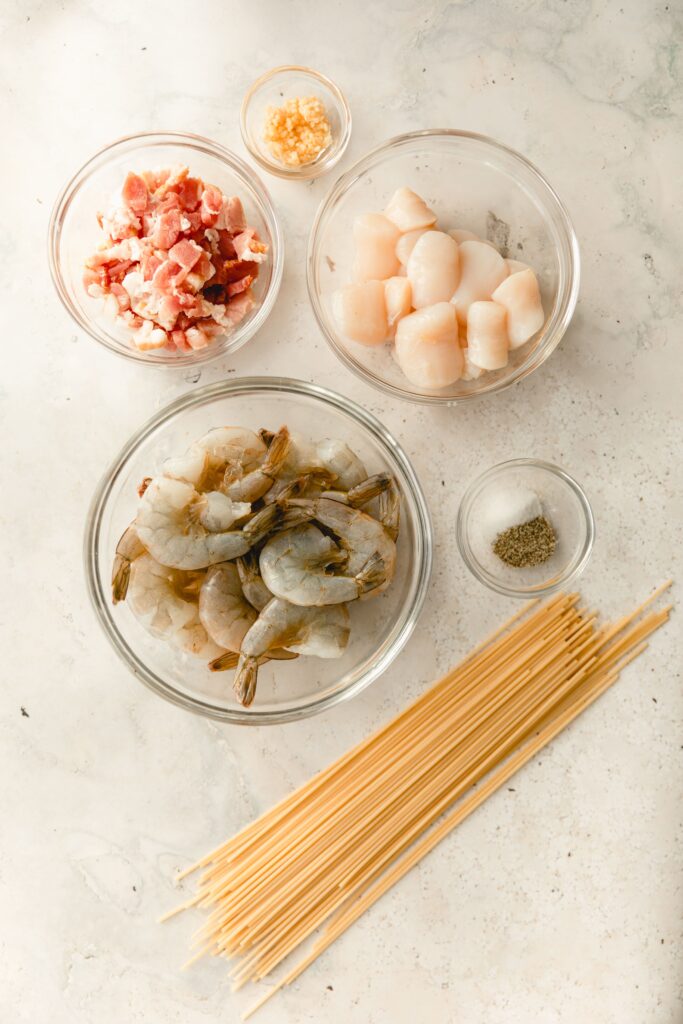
[{"x1": 308, "y1": 130, "x2": 580, "y2": 405}]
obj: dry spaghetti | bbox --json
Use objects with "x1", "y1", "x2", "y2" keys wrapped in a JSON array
[{"x1": 164, "y1": 584, "x2": 672, "y2": 1017}]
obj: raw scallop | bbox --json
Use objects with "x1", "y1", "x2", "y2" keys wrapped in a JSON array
[
  {"x1": 450, "y1": 240, "x2": 508, "y2": 325},
  {"x1": 352, "y1": 213, "x2": 401, "y2": 282},
  {"x1": 384, "y1": 187, "x2": 437, "y2": 232},
  {"x1": 407, "y1": 231, "x2": 460, "y2": 309},
  {"x1": 491, "y1": 268, "x2": 544, "y2": 348},
  {"x1": 332, "y1": 281, "x2": 388, "y2": 346},
  {"x1": 384, "y1": 277, "x2": 412, "y2": 338},
  {"x1": 395, "y1": 302, "x2": 463, "y2": 388},
  {"x1": 467, "y1": 301, "x2": 509, "y2": 370}
]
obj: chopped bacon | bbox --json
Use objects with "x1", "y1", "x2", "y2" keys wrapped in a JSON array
[
  {"x1": 157, "y1": 294, "x2": 183, "y2": 330},
  {"x1": 152, "y1": 259, "x2": 182, "y2": 292},
  {"x1": 200, "y1": 184, "x2": 223, "y2": 226},
  {"x1": 151, "y1": 209, "x2": 181, "y2": 249},
  {"x1": 171, "y1": 329, "x2": 191, "y2": 351},
  {"x1": 107, "y1": 259, "x2": 134, "y2": 282},
  {"x1": 109, "y1": 283, "x2": 132, "y2": 311},
  {"x1": 84, "y1": 165, "x2": 266, "y2": 353},
  {"x1": 232, "y1": 229, "x2": 268, "y2": 263},
  {"x1": 122, "y1": 172, "x2": 148, "y2": 214},
  {"x1": 216, "y1": 196, "x2": 247, "y2": 233},
  {"x1": 225, "y1": 291, "x2": 255, "y2": 325},
  {"x1": 169, "y1": 239, "x2": 203, "y2": 272},
  {"x1": 227, "y1": 274, "x2": 254, "y2": 298},
  {"x1": 217, "y1": 230, "x2": 237, "y2": 259},
  {"x1": 185, "y1": 326, "x2": 212, "y2": 350},
  {"x1": 141, "y1": 250, "x2": 163, "y2": 281},
  {"x1": 176, "y1": 177, "x2": 203, "y2": 211}
]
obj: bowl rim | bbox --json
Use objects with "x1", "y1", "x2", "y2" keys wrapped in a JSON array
[
  {"x1": 240, "y1": 65, "x2": 352, "y2": 180},
  {"x1": 456, "y1": 457, "x2": 595, "y2": 598},
  {"x1": 307, "y1": 128, "x2": 581, "y2": 405},
  {"x1": 48, "y1": 129, "x2": 284, "y2": 368},
  {"x1": 84, "y1": 376, "x2": 433, "y2": 725}
]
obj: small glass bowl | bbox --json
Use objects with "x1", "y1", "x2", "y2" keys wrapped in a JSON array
[
  {"x1": 308, "y1": 130, "x2": 580, "y2": 404},
  {"x1": 48, "y1": 131, "x2": 283, "y2": 367},
  {"x1": 84, "y1": 377, "x2": 433, "y2": 725},
  {"x1": 457, "y1": 459, "x2": 594, "y2": 598},
  {"x1": 241, "y1": 65, "x2": 351, "y2": 180}
]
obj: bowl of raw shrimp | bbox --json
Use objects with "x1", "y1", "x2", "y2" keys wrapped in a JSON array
[
  {"x1": 49, "y1": 131, "x2": 283, "y2": 366},
  {"x1": 84, "y1": 378, "x2": 432, "y2": 725},
  {"x1": 308, "y1": 130, "x2": 579, "y2": 405}
]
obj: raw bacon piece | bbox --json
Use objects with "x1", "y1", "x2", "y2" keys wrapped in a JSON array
[
  {"x1": 227, "y1": 275, "x2": 254, "y2": 298},
  {"x1": 217, "y1": 230, "x2": 237, "y2": 259},
  {"x1": 200, "y1": 184, "x2": 223, "y2": 226},
  {"x1": 225, "y1": 290, "x2": 255, "y2": 325},
  {"x1": 216, "y1": 196, "x2": 246, "y2": 233},
  {"x1": 233, "y1": 229, "x2": 268, "y2": 263},
  {"x1": 109, "y1": 283, "x2": 131, "y2": 311},
  {"x1": 151, "y1": 209, "x2": 182, "y2": 249},
  {"x1": 176, "y1": 177, "x2": 203, "y2": 211},
  {"x1": 169, "y1": 239, "x2": 203, "y2": 273},
  {"x1": 122, "y1": 172, "x2": 148, "y2": 214}
]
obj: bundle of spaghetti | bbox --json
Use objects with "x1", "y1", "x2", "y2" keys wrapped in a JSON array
[{"x1": 165, "y1": 584, "x2": 671, "y2": 1018}]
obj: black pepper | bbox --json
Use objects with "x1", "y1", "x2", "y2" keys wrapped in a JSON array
[{"x1": 493, "y1": 516, "x2": 557, "y2": 568}]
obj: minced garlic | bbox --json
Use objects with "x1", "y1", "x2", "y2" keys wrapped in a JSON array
[{"x1": 262, "y1": 95, "x2": 332, "y2": 168}]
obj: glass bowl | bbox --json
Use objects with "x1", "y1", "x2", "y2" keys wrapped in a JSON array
[
  {"x1": 84, "y1": 378, "x2": 432, "y2": 725},
  {"x1": 241, "y1": 65, "x2": 351, "y2": 180},
  {"x1": 48, "y1": 131, "x2": 284, "y2": 367},
  {"x1": 456, "y1": 459, "x2": 594, "y2": 598},
  {"x1": 308, "y1": 130, "x2": 580, "y2": 404}
]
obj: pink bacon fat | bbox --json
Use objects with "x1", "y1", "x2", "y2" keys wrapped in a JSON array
[{"x1": 83, "y1": 165, "x2": 268, "y2": 354}]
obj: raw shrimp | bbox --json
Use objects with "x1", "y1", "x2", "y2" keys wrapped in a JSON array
[
  {"x1": 198, "y1": 562, "x2": 257, "y2": 652},
  {"x1": 466, "y1": 300, "x2": 509, "y2": 370},
  {"x1": 285, "y1": 496, "x2": 397, "y2": 579},
  {"x1": 135, "y1": 476, "x2": 262, "y2": 570},
  {"x1": 223, "y1": 425, "x2": 291, "y2": 502},
  {"x1": 283, "y1": 435, "x2": 368, "y2": 491},
  {"x1": 332, "y1": 281, "x2": 388, "y2": 346},
  {"x1": 407, "y1": 230, "x2": 460, "y2": 308},
  {"x1": 112, "y1": 523, "x2": 146, "y2": 603},
  {"x1": 163, "y1": 427, "x2": 267, "y2": 491},
  {"x1": 492, "y1": 268, "x2": 544, "y2": 348},
  {"x1": 237, "y1": 550, "x2": 273, "y2": 610},
  {"x1": 259, "y1": 523, "x2": 386, "y2": 606},
  {"x1": 127, "y1": 552, "x2": 223, "y2": 658},
  {"x1": 352, "y1": 213, "x2": 400, "y2": 282},
  {"x1": 395, "y1": 302, "x2": 463, "y2": 389},
  {"x1": 320, "y1": 472, "x2": 392, "y2": 507},
  {"x1": 231, "y1": 598, "x2": 350, "y2": 705},
  {"x1": 384, "y1": 187, "x2": 437, "y2": 232}
]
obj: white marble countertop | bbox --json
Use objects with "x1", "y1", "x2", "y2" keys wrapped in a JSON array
[{"x1": 2, "y1": 1, "x2": 682, "y2": 1021}]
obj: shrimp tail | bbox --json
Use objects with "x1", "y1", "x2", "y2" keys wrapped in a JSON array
[
  {"x1": 262, "y1": 426, "x2": 291, "y2": 477},
  {"x1": 356, "y1": 552, "x2": 386, "y2": 595},
  {"x1": 209, "y1": 650, "x2": 239, "y2": 672},
  {"x1": 111, "y1": 557, "x2": 131, "y2": 604},
  {"x1": 258, "y1": 427, "x2": 275, "y2": 447},
  {"x1": 209, "y1": 648, "x2": 297, "y2": 672},
  {"x1": 234, "y1": 656, "x2": 259, "y2": 706},
  {"x1": 268, "y1": 648, "x2": 299, "y2": 661},
  {"x1": 243, "y1": 502, "x2": 284, "y2": 544},
  {"x1": 246, "y1": 500, "x2": 311, "y2": 544},
  {"x1": 379, "y1": 479, "x2": 401, "y2": 541},
  {"x1": 346, "y1": 473, "x2": 393, "y2": 508}
]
